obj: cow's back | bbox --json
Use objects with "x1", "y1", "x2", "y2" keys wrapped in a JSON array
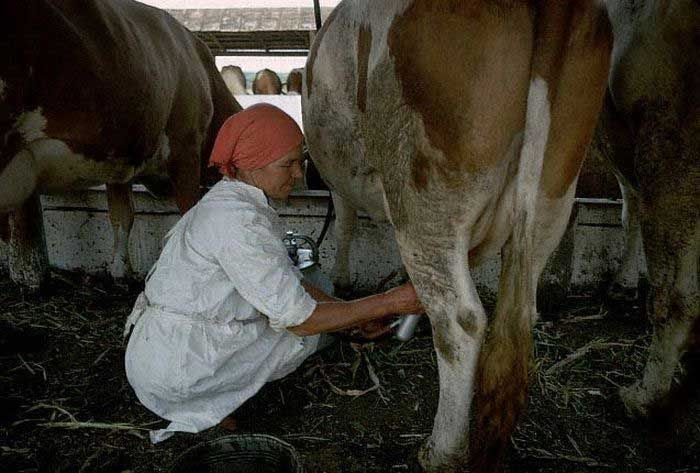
[{"x1": 304, "y1": 1, "x2": 535, "y2": 228}]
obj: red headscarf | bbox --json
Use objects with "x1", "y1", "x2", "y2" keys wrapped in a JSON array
[{"x1": 208, "y1": 103, "x2": 303, "y2": 178}]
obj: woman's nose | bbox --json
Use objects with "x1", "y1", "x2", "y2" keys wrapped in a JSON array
[{"x1": 292, "y1": 162, "x2": 304, "y2": 178}]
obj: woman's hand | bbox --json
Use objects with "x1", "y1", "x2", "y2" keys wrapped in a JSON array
[
  {"x1": 356, "y1": 319, "x2": 397, "y2": 340},
  {"x1": 289, "y1": 281, "x2": 423, "y2": 338},
  {"x1": 384, "y1": 281, "x2": 424, "y2": 315},
  {"x1": 340, "y1": 318, "x2": 398, "y2": 342}
]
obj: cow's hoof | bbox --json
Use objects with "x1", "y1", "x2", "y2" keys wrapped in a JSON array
[
  {"x1": 418, "y1": 439, "x2": 437, "y2": 472},
  {"x1": 110, "y1": 263, "x2": 139, "y2": 292},
  {"x1": 606, "y1": 282, "x2": 639, "y2": 304},
  {"x1": 110, "y1": 258, "x2": 133, "y2": 282},
  {"x1": 9, "y1": 266, "x2": 47, "y2": 292},
  {"x1": 619, "y1": 382, "x2": 652, "y2": 418},
  {"x1": 418, "y1": 439, "x2": 467, "y2": 473}
]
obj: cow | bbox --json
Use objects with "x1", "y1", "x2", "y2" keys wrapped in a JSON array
[
  {"x1": 252, "y1": 68, "x2": 283, "y2": 95},
  {"x1": 598, "y1": 0, "x2": 699, "y2": 419},
  {"x1": 221, "y1": 65, "x2": 248, "y2": 96},
  {"x1": 589, "y1": 114, "x2": 646, "y2": 303},
  {"x1": 302, "y1": 1, "x2": 612, "y2": 471},
  {"x1": 286, "y1": 68, "x2": 303, "y2": 95},
  {"x1": 0, "y1": 0, "x2": 241, "y2": 289}
]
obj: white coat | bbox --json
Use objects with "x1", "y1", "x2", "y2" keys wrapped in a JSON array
[{"x1": 124, "y1": 178, "x2": 319, "y2": 443}]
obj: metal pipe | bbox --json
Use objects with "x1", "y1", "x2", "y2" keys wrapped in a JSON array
[{"x1": 313, "y1": 0, "x2": 322, "y2": 30}]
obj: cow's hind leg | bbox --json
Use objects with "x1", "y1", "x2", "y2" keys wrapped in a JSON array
[
  {"x1": 0, "y1": 214, "x2": 9, "y2": 243},
  {"x1": 7, "y1": 193, "x2": 49, "y2": 290},
  {"x1": 619, "y1": 100, "x2": 700, "y2": 417},
  {"x1": 608, "y1": 176, "x2": 643, "y2": 303},
  {"x1": 619, "y1": 182, "x2": 699, "y2": 417},
  {"x1": 106, "y1": 183, "x2": 135, "y2": 281},
  {"x1": 394, "y1": 220, "x2": 486, "y2": 472},
  {"x1": 330, "y1": 192, "x2": 358, "y2": 296},
  {"x1": 167, "y1": 135, "x2": 204, "y2": 214}
]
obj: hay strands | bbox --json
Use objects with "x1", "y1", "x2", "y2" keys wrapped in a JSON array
[
  {"x1": 38, "y1": 420, "x2": 151, "y2": 431},
  {"x1": 26, "y1": 403, "x2": 78, "y2": 422},
  {"x1": 521, "y1": 447, "x2": 612, "y2": 468},
  {"x1": 324, "y1": 376, "x2": 378, "y2": 398},
  {"x1": 320, "y1": 349, "x2": 385, "y2": 400},
  {"x1": 545, "y1": 339, "x2": 630, "y2": 376}
]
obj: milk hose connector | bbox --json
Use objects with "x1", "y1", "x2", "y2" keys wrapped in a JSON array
[
  {"x1": 283, "y1": 231, "x2": 319, "y2": 270},
  {"x1": 391, "y1": 313, "x2": 421, "y2": 342}
]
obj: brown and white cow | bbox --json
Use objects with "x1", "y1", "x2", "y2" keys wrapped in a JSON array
[
  {"x1": 0, "y1": 0, "x2": 241, "y2": 288},
  {"x1": 221, "y1": 65, "x2": 248, "y2": 96},
  {"x1": 599, "y1": 0, "x2": 699, "y2": 418},
  {"x1": 303, "y1": 1, "x2": 612, "y2": 471},
  {"x1": 286, "y1": 68, "x2": 304, "y2": 95},
  {"x1": 252, "y1": 68, "x2": 283, "y2": 95}
]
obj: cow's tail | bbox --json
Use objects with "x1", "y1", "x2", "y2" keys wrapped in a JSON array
[{"x1": 469, "y1": 74, "x2": 550, "y2": 472}]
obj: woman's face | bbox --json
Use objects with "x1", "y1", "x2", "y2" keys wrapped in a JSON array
[{"x1": 244, "y1": 145, "x2": 304, "y2": 200}]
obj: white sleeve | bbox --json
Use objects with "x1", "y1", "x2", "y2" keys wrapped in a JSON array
[{"x1": 211, "y1": 213, "x2": 317, "y2": 332}]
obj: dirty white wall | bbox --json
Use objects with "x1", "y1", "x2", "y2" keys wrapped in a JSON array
[{"x1": 0, "y1": 188, "x2": 641, "y2": 298}]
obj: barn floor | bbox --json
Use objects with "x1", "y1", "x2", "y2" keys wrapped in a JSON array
[{"x1": 1, "y1": 271, "x2": 698, "y2": 473}]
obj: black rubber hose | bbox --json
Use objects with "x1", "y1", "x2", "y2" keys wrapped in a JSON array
[{"x1": 315, "y1": 196, "x2": 334, "y2": 249}]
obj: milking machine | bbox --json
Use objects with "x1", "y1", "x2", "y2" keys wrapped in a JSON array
[
  {"x1": 283, "y1": 231, "x2": 333, "y2": 295},
  {"x1": 392, "y1": 313, "x2": 422, "y2": 342},
  {"x1": 284, "y1": 230, "x2": 421, "y2": 341}
]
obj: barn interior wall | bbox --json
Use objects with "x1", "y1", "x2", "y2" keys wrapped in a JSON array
[{"x1": 0, "y1": 189, "x2": 642, "y2": 297}]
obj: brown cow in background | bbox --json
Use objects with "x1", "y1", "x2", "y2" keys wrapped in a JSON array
[
  {"x1": 599, "y1": 0, "x2": 699, "y2": 420},
  {"x1": 221, "y1": 65, "x2": 248, "y2": 96},
  {"x1": 286, "y1": 68, "x2": 304, "y2": 95},
  {"x1": 252, "y1": 68, "x2": 283, "y2": 95},
  {"x1": 0, "y1": 0, "x2": 241, "y2": 288}
]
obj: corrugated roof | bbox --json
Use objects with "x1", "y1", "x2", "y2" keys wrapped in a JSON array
[
  {"x1": 167, "y1": 7, "x2": 334, "y2": 32},
  {"x1": 167, "y1": 7, "x2": 334, "y2": 55}
]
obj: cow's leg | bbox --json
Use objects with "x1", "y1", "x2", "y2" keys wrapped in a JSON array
[
  {"x1": 330, "y1": 192, "x2": 357, "y2": 295},
  {"x1": 0, "y1": 214, "x2": 9, "y2": 245},
  {"x1": 106, "y1": 183, "x2": 135, "y2": 280},
  {"x1": 7, "y1": 193, "x2": 49, "y2": 290},
  {"x1": 608, "y1": 177, "x2": 643, "y2": 302},
  {"x1": 619, "y1": 154, "x2": 699, "y2": 416},
  {"x1": 167, "y1": 137, "x2": 203, "y2": 214},
  {"x1": 620, "y1": 186, "x2": 700, "y2": 416},
  {"x1": 536, "y1": 204, "x2": 577, "y2": 312},
  {"x1": 394, "y1": 222, "x2": 486, "y2": 472}
]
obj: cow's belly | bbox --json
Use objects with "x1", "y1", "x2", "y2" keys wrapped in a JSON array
[
  {"x1": 332, "y1": 171, "x2": 389, "y2": 222},
  {"x1": 1, "y1": 103, "x2": 172, "y2": 211},
  {"x1": 467, "y1": 178, "x2": 517, "y2": 264},
  {"x1": 31, "y1": 138, "x2": 138, "y2": 192},
  {"x1": 466, "y1": 128, "x2": 528, "y2": 262},
  {"x1": 0, "y1": 137, "x2": 145, "y2": 212}
]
